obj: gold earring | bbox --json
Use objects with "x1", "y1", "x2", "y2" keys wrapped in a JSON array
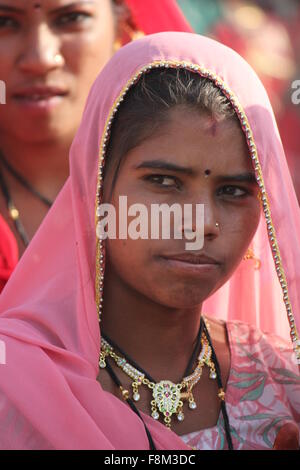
[
  {"x1": 257, "y1": 191, "x2": 263, "y2": 207},
  {"x1": 113, "y1": 39, "x2": 122, "y2": 52},
  {"x1": 114, "y1": 25, "x2": 145, "y2": 51},
  {"x1": 243, "y1": 248, "x2": 261, "y2": 270}
]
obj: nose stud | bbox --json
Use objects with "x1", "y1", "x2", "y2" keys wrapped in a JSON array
[
  {"x1": 54, "y1": 54, "x2": 63, "y2": 65},
  {"x1": 215, "y1": 222, "x2": 219, "y2": 228}
]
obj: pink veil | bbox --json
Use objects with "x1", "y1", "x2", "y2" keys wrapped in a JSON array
[{"x1": 0, "y1": 33, "x2": 299, "y2": 449}]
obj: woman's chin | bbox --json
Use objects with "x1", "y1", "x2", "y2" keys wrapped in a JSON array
[{"x1": 154, "y1": 287, "x2": 214, "y2": 310}]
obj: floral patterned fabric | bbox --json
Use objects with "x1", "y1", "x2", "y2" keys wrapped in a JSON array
[{"x1": 181, "y1": 320, "x2": 300, "y2": 450}]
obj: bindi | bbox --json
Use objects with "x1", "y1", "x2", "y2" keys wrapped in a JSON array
[
  {"x1": 204, "y1": 169, "x2": 211, "y2": 177},
  {"x1": 33, "y1": 3, "x2": 41, "y2": 8}
]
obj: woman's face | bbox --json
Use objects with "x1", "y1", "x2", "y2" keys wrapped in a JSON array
[
  {"x1": 0, "y1": 0, "x2": 116, "y2": 143},
  {"x1": 104, "y1": 106, "x2": 261, "y2": 309}
]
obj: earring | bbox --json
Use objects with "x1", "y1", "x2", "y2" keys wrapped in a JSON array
[
  {"x1": 114, "y1": 26, "x2": 144, "y2": 52},
  {"x1": 243, "y1": 248, "x2": 261, "y2": 270},
  {"x1": 113, "y1": 39, "x2": 122, "y2": 52}
]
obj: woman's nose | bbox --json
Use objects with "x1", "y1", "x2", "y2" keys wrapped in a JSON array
[
  {"x1": 177, "y1": 196, "x2": 220, "y2": 239},
  {"x1": 203, "y1": 199, "x2": 220, "y2": 239},
  {"x1": 18, "y1": 24, "x2": 64, "y2": 75}
]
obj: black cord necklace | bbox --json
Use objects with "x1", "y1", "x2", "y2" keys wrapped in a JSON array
[
  {"x1": 101, "y1": 317, "x2": 233, "y2": 450},
  {"x1": 0, "y1": 150, "x2": 53, "y2": 247},
  {"x1": 0, "y1": 151, "x2": 52, "y2": 207}
]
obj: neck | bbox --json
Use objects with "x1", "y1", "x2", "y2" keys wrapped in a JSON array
[
  {"x1": 0, "y1": 134, "x2": 70, "y2": 201},
  {"x1": 102, "y1": 267, "x2": 203, "y2": 383}
]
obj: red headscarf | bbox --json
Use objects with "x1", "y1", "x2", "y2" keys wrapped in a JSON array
[{"x1": 125, "y1": 0, "x2": 192, "y2": 34}]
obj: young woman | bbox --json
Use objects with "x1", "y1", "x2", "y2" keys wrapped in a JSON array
[
  {"x1": 0, "y1": 32, "x2": 299, "y2": 450},
  {"x1": 0, "y1": 0, "x2": 191, "y2": 290}
]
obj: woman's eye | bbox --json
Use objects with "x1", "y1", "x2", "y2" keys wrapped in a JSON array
[
  {"x1": 0, "y1": 16, "x2": 19, "y2": 29},
  {"x1": 55, "y1": 11, "x2": 91, "y2": 27},
  {"x1": 145, "y1": 175, "x2": 181, "y2": 189},
  {"x1": 218, "y1": 185, "x2": 248, "y2": 198}
]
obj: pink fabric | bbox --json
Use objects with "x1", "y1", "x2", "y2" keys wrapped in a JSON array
[
  {"x1": 181, "y1": 320, "x2": 300, "y2": 449},
  {"x1": 0, "y1": 32, "x2": 299, "y2": 449}
]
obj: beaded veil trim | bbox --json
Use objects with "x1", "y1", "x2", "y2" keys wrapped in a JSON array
[{"x1": 94, "y1": 60, "x2": 300, "y2": 364}]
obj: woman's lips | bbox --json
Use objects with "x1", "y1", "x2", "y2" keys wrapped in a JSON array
[
  {"x1": 12, "y1": 86, "x2": 68, "y2": 113},
  {"x1": 158, "y1": 253, "x2": 221, "y2": 276}
]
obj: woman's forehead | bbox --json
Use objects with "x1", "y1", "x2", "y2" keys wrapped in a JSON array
[{"x1": 122, "y1": 108, "x2": 253, "y2": 176}]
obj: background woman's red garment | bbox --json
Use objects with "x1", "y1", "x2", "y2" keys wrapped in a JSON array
[
  {"x1": 125, "y1": 0, "x2": 192, "y2": 34},
  {"x1": 0, "y1": 215, "x2": 18, "y2": 293}
]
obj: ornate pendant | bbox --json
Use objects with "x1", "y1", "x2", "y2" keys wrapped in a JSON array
[{"x1": 151, "y1": 380, "x2": 183, "y2": 426}]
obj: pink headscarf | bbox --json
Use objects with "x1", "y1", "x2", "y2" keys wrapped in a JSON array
[{"x1": 0, "y1": 33, "x2": 299, "y2": 450}]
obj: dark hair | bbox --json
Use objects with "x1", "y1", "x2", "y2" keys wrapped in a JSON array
[{"x1": 104, "y1": 67, "x2": 240, "y2": 199}]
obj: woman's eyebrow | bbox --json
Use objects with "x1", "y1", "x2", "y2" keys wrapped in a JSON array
[
  {"x1": 218, "y1": 172, "x2": 258, "y2": 184},
  {"x1": 0, "y1": 4, "x2": 24, "y2": 13},
  {"x1": 50, "y1": 1, "x2": 95, "y2": 14},
  {"x1": 134, "y1": 160, "x2": 194, "y2": 175}
]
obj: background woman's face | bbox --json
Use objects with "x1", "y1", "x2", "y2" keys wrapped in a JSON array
[
  {"x1": 104, "y1": 106, "x2": 262, "y2": 309},
  {"x1": 0, "y1": 0, "x2": 116, "y2": 143}
]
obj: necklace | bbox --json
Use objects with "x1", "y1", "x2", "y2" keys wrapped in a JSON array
[
  {"x1": 100, "y1": 320, "x2": 223, "y2": 430},
  {"x1": 0, "y1": 151, "x2": 53, "y2": 247},
  {"x1": 0, "y1": 151, "x2": 52, "y2": 207},
  {"x1": 99, "y1": 317, "x2": 233, "y2": 449}
]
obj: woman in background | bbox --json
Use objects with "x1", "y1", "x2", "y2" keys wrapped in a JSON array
[{"x1": 0, "y1": 0, "x2": 191, "y2": 289}]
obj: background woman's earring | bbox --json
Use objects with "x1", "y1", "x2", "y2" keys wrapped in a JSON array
[
  {"x1": 243, "y1": 248, "x2": 261, "y2": 270},
  {"x1": 114, "y1": 26, "x2": 144, "y2": 52},
  {"x1": 113, "y1": 39, "x2": 122, "y2": 52}
]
